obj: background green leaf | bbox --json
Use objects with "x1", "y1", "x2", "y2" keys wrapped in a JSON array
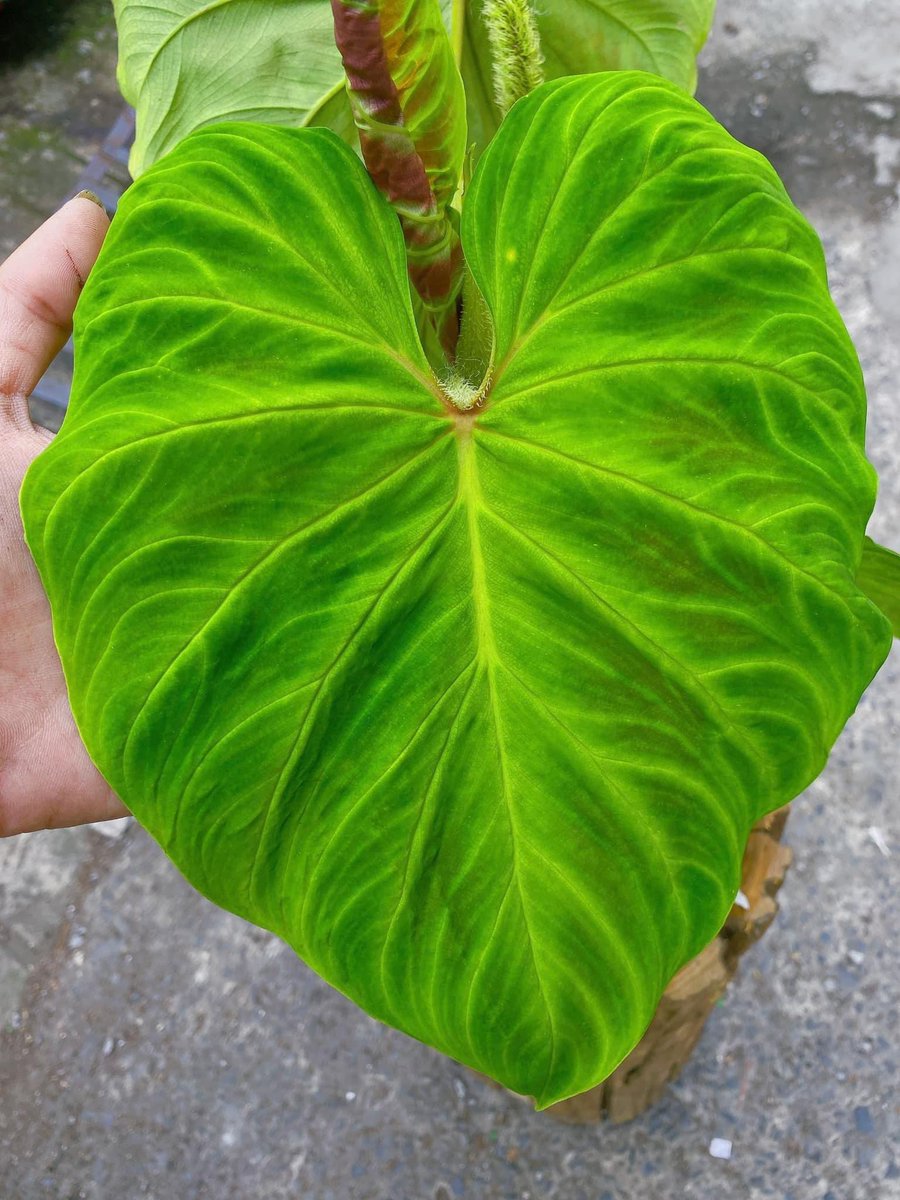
[
  {"x1": 22, "y1": 75, "x2": 891, "y2": 1108},
  {"x1": 462, "y1": 0, "x2": 717, "y2": 156},
  {"x1": 114, "y1": 0, "x2": 356, "y2": 177},
  {"x1": 857, "y1": 537, "x2": 900, "y2": 636},
  {"x1": 115, "y1": 0, "x2": 717, "y2": 175}
]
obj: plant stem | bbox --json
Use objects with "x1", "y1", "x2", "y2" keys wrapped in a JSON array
[{"x1": 444, "y1": 267, "x2": 493, "y2": 410}]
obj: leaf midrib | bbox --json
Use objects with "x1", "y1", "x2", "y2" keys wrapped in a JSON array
[{"x1": 456, "y1": 430, "x2": 557, "y2": 1096}]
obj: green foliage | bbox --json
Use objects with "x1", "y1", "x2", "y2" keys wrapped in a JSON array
[
  {"x1": 115, "y1": 0, "x2": 717, "y2": 176},
  {"x1": 332, "y1": 0, "x2": 468, "y2": 359},
  {"x1": 21, "y1": 74, "x2": 892, "y2": 1106},
  {"x1": 481, "y1": 0, "x2": 545, "y2": 116},
  {"x1": 858, "y1": 538, "x2": 900, "y2": 635},
  {"x1": 333, "y1": 0, "x2": 465, "y2": 213},
  {"x1": 113, "y1": 0, "x2": 355, "y2": 177},
  {"x1": 463, "y1": 0, "x2": 716, "y2": 154}
]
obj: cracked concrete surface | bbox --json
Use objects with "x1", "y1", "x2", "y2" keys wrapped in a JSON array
[
  {"x1": 1, "y1": 0, "x2": 899, "y2": 1196},
  {"x1": 0, "y1": 0, "x2": 121, "y2": 257},
  {"x1": 707, "y1": 0, "x2": 900, "y2": 99}
]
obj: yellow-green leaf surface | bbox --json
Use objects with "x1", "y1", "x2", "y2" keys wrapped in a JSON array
[
  {"x1": 21, "y1": 75, "x2": 891, "y2": 1107},
  {"x1": 116, "y1": 0, "x2": 716, "y2": 175},
  {"x1": 858, "y1": 538, "x2": 900, "y2": 636},
  {"x1": 114, "y1": 0, "x2": 356, "y2": 176}
]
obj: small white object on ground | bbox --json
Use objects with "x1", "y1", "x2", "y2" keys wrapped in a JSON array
[
  {"x1": 734, "y1": 889, "x2": 750, "y2": 910},
  {"x1": 89, "y1": 817, "x2": 133, "y2": 841},
  {"x1": 867, "y1": 100, "x2": 897, "y2": 120},
  {"x1": 709, "y1": 1138, "x2": 733, "y2": 1160},
  {"x1": 867, "y1": 826, "x2": 891, "y2": 857}
]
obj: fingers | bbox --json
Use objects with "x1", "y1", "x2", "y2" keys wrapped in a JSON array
[
  {"x1": 0, "y1": 195, "x2": 109, "y2": 419},
  {"x1": 0, "y1": 694, "x2": 130, "y2": 838},
  {"x1": 0, "y1": 778, "x2": 130, "y2": 839}
]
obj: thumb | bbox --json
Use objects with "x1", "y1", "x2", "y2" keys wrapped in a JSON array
[{"x1": 0, "y1": 194, "x2": 110, "y2": 418}]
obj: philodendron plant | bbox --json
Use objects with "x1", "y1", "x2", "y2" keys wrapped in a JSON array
[{"x1": 20, "y1": 0, "x2": 900, "y2": 1108}]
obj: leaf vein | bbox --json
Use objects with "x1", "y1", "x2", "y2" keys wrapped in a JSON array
[{"x1": 476, "y1": 424, "x2": 858, "y2": 622}]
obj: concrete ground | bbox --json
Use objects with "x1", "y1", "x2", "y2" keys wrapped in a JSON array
[
  {"x1": 1, "y1": 1, "x2": 899, "y2": 1196},
  {"x1": 0, "y1": 0, "x2": 121, "y2": 256}
]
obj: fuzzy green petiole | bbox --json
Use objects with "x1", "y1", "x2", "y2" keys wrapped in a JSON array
[
  {"x1": 440, "y1": 266, "x2": 494, "y2": 411},
  {"x1": 482, "y1": 0, "x2": 545, "y2": 116}
]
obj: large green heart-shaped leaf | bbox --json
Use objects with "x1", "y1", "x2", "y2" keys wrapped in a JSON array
[
  {"x1": 21, "y1": 74, "x2": 891, "y2": 1107},
  {"x1": 116, "y1": 0, "x2": 716, "y2": 175}
]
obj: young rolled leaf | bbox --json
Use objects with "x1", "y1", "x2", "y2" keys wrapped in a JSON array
[
  {"x1": 332, "y1": 0, "x2": 466, "y2": 356},
  {"x1": 115, "y1": 0, "x2": 717, "y2": 175},
  {"x1": 21, "y1": 74, "x2": 891, "y2": 1108}
]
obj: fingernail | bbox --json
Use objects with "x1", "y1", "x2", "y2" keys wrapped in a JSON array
[{"x1": 74, "y1": 189, "x2": 107, "y2": 212}]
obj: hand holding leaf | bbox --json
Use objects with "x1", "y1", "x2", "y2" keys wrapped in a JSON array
[{"x1": 0, "y1": 198, "x2": 126, "y2": 836}]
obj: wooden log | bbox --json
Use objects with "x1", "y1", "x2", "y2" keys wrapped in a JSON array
[{"x1": 544, "y1": 805, "x2": 793, "y2": 1124}]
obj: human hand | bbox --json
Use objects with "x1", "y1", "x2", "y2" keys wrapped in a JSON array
[{"x1": 0, "y1": 196, "x2": 129, "y2": 835}]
